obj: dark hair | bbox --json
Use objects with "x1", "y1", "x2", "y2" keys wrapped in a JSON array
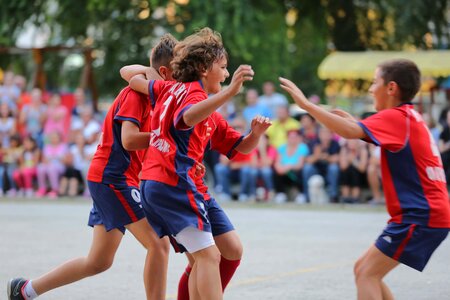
[
  {"x1": 378, "y1": 59, "x2": 421, "y2": 102},
  {"x1": 151, "y1": 33, "x2": 178, "y2": 70},
  {"x1": 171, "y1": 27, "x2": 227, "y2": 82}
]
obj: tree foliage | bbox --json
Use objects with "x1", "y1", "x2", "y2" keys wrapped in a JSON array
[{"x1": 0, "y1": 0, "x2": 449, "y2": 99}]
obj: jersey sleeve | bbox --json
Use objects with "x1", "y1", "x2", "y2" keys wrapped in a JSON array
[
  {"x1": 173, "y1": 90, "x2": 206, "y2": 130},
  {"x1": 114, "y1": 89, "x2": 148, "y2": 128},
  {"x1": 358, "y1": 108, "x2": 408, "y2": 152},
  {"x1": 148, "y1": 80, "x2": 166, "y2": 108},
  {"x1": 209, "y1": 113, "x2": 244, "y2": 159}
]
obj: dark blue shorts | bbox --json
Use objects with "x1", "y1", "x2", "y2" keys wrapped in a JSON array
[
  {"x1": 375, "y1": 222, "x2": 449, "y2": 271},
  {"x1": 140, "y1": 180, "x2": 234, "y2": 252},
  {"x1": 87, "y1": 181, "x2": 145, "y2": 234}
]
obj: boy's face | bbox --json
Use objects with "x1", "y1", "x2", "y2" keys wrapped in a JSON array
[
  {"x1": 202, "y1": 56, "x2": 229, "y2": 94},
  {"x1": 369, "y1": 67, "x2": 389, "y2": 111}
]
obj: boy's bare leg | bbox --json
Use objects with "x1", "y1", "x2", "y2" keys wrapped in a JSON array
[
  {"x1": 354, "y1": 245, "x2": 398, "y2": 300},
  {"x1": 32, "y1": 225, "x2": 123, "y2": 295},
  {"x1": 127, "y1": 218, "x2": 170, "y2": 300},
  {"x1": 190, "y1": 245, "x2": 222, "y2": 300}
]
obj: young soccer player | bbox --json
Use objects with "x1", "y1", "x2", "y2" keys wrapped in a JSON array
[
  {"x1": 128, "y1": 27, "x2": 271, "y2": 300},
  {"x1": 6, "y1": 36, "x2": 180, "y2": 300},
  {"x1": 279, "y1": 59, "x2": 450, "y2": 300}
]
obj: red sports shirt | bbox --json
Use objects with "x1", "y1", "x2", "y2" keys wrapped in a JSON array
[{"x1": 359, "y1": 104, "x2": 450, "y2": 228}]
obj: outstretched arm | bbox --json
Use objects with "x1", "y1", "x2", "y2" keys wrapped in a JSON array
[
  {"x1": 235, "y1": 115, "x2": 272, "y2": 154},
  {"x1": 279, "y1": 77, "x2": 366, "y2": 139},
  {"x1": 183, "y1": 65, "x2": 254, "y2": 128}
]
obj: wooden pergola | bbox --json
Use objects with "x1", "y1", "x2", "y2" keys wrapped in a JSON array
[{"x1": 0, "y1": 45, "x2": 98, "y2": 111}]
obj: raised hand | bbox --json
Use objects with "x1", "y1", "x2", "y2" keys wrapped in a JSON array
[
  {"x1": 279, "y1": 77, "x2": 309, "y2": 109},
  {"x1": 226, "y1": 65, "x2": 254, "y2": 96},
  {"x1": 250, "y1": 115, "x2": 272, "y2": 137}
]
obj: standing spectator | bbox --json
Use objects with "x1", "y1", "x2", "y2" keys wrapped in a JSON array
[
  {"x1": 19, "y1": 88, "x2": 47, "y2": 147},
  {"x1": 266, "y1": 105, "x2": 300, "y2": 148},
  {"x1": 242, "y1": 88, "x2": 271, "y2": 127},
  {"x1": 422, "y1": 112, "x2": 440, "y2": 143},
  {"x1": 0, "y1": 135, "x2": 22, "y2": 196},
  {"x1": 339, "y1": 139, "x2": 369, "y2": 203},
  {"x1": 258, "y1": 81, "x2": 288, "y2": 118},
  {"x1": 0, "y1": 102, "x2": 16, "y2": 148},
  {"x1": 13, "y1": 136, "x2": 40, "y2": 197},
  {"x1": 254, "y1": 134, "x2": 276, "y2": 201},
  {"x1": 273, "y1": 129, "x2": 309, "y2": 203},
  {"x1": 43, "y1": 93, "x2": 68, "y2": 139},
  {"x1": 36, "y1": 131, "x2": 68, "y2": 198},
  {"x1": 0, "y1": 71, "x2": 20, "y2": 114},
  {"x1": 303, "y1": 126, "x2": 340, "y2": 202}
]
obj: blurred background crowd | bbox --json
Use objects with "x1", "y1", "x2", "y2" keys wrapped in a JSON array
[{"x1": 1, "y1": 70, "x2": 450, "y2": 205}]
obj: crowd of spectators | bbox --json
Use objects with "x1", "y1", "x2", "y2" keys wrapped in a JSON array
[
  {"x1": 1, "y1": 72, "x2": 449, "y2": 204},
  {"x1": 0, "y1": 71, "x2": 101, "y2": 198}
]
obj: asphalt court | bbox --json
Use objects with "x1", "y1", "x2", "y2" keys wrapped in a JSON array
[{"x1": 1, "y1": 199, "x2": 449, "y2": 299}]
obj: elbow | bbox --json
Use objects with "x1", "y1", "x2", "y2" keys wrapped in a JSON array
[
  {"x1": 182, "y1": 113, "x2": 196, "y2": 128},
  {"x1": 122, "y1": 138, "x2": 134, "y2": 151},
  {"x1": 120, "y1": 67, "x2": 130, "y2": 82}
]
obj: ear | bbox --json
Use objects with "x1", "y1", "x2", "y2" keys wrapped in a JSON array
[
  {"x1": 158, "y1": 66, "x2": 168, "y2": 80},
  {"x1": 387, "y1": 81, "x2": 398, "y2": 96}
]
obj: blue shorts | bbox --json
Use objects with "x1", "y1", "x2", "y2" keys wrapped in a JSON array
[
  {"x1": 375, "y1": 222, "x2": 449, "y2": 271},
  {"x1": 87, "y1": 181, "x2": 145, "y2": 234},
  {"x1": 140, "y1": 180, "x2": 234, "y2": 252}
]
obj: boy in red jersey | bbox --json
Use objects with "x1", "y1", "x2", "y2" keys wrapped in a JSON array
[
  {"x1": 7, "y1": 35, "x2": 179, "y2": 300},
  {"x1": 280, "y1": 59, "x2": 450, "y2": 300},
  {"x1": 128, "y1": 27, "x2": 271, "y2": 300}
]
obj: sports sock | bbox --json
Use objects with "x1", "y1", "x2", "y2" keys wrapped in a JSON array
[
  {"x1": 177, "y1": 265, "x2": 192, "y2": 300},
  {"x1": 22, "y1": 280, "x2": 38, "y2": 300},
  {"x1": 220, "y1": 256, "x2": 241, "y2": 291}
]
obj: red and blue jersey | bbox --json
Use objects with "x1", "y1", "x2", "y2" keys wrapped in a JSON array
[
  {"x1": 87, "y1": 87, "x2": 151, "y2": 187},
  {"x1": 359, "y1": 104, "x2": 450, "y2": 228},
  {"x1": 141, "y1": 80, "x2": 243, "y2": 199}
]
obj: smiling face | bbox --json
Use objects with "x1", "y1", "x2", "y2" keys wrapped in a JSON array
[
  {"x1": 202, "y1": 56, "x2": 229, "y2": 94},
  {"x1": 368, "y1": 67, "x2": 389, "y2": 111}
]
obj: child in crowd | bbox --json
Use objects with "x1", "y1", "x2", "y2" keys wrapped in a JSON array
[{"x1": 12, "y1": 136, "x2": 40, "y2": 198}]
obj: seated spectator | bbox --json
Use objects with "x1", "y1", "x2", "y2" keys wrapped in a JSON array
[
  {"x1": 0, "y1": 134, "x2": 22, "y2": 196},
  {"x1": 254, "y1": 134, "x2": 276, "y2": 201},
  {"x1": 367, "y1": 144, "x2": 384, "y2": 204},
  {"x1": 61, "y1": 132, "x2": 90, "y2": 196},
  {"x1": 273, "y1": 129, "x2": 309, "y2": 203},
  {"x1": 43, "y1": 92, "x2": 68, "y2": 139},
  {"x1": 70, "y1": 104, "x2": 101, "y2": 145},
  {"x1": 258, "y1": 81, "x2": 288, "y2": 118},
  {"x1": 19, "y1": 88, "x2": 47, "y2": 147},
  {"x1": 0, "y1": 102, "x2": 16, "y2": 148},
  {"x1": 439, "y1": 110, "x2": 450, "y2": 182},
  {"x1": 242, "y1": 88, "x2": 271, "y2": 128},
  {"x1": 59, "y1": 152, "x2": 84, "y2": 197},
  {"x1": 303, "y1": 126, "x2": 340, "y2": 202},
  {"x1": 338, "y1": 139, "x2": 369, "y2": 203},
  {"x1": 36, "y1": 131, "x2": 68, "y2": 198},
  {"x1": 214, "y1": 118, "x2": 257, "y2": 202},
  {"x1": 299, "y1": 113, "x2": 319, "y2": 148},
  {"x1": 13, "y1": 136, "x2": 40, "y2": 197},
  {"x1": 266, "y1": 104, "x2": 300, "y2": 148}
]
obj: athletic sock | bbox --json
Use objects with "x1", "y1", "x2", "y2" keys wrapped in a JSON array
[
  {"x1": 220, "y1": 256, "x2": 241, "y2": 291},
  {"x1": 177, "y1": 265, "x2": 192, "y2": 300},
  {"x1": 22, "y1": 280, "x2": 38, "y2": 300}
]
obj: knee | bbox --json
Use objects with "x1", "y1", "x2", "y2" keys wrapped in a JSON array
[
  {"x1": 220, "y1": 239, "x2": 243, "y2": 261},
  {"x1": 196, "y1": 247, "x2": 222, "y2": 266},
  {"x1": 86, "y1": 257, "x2": 114, "y2": 275}
]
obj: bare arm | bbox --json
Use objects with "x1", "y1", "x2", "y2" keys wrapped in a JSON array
[
  {"x1": 120, "y1": 64, "x2": 150, "y2": 82},
  {"x1": 183, "y1": 65, "x2": 254, "y2": 128},
  {"x1": 129, "y1": 68, "x2": 164, "y2": 95},
  {"x1": 121, "y1": 121, "x2": 151, "y2": 151},
  {"x1": 279, "y1": 77, "x2": 366, "y2": 139}
]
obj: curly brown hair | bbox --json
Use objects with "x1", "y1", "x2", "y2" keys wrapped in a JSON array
[{"x1": 171, "y1": 27, "x2": 228, "y2": 82}]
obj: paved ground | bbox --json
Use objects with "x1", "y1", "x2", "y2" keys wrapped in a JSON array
[{"x1": 1, "y1": 198, "x2": 450, "y2": 299}]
